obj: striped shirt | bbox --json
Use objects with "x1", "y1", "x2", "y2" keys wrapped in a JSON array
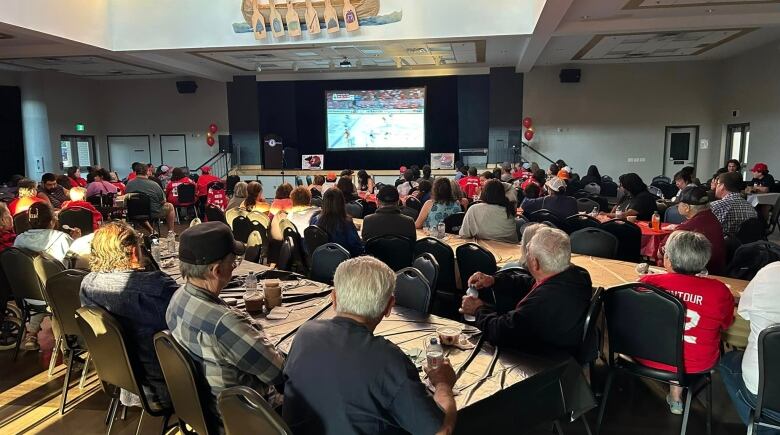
[{"x1": 710, "y1": 192, "x2": 758, "y2": 237}]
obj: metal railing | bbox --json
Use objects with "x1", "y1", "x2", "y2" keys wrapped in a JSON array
[{"x1": 195, "y1": 152, "x2": 234, "y2": 179}]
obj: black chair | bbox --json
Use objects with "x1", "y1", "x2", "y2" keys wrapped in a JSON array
[
  {"x1": 399, "y1": 206, "x2": 419, "y2": 220},
  {"x1": 126, "y1": 193, "x2": 160, "y2": 233},
  {"x1": 413, "y1": 252, "x2": 439, "y2": 295},
  {"x1": 218, "y1": 386, "x2": 292, "y2": 435},
  {"x1": 664, "y1": 204, "x2": 685, "y2": 224},
  {"x1": 577, "y1": 198, "x2": 600, "y2": 214},
  {"x1": 766, "y1": 194, "x2": 780, "y2": 236},
  {"x1": 455, "y1": 243, "x2": 497, "y2": 293},
  {"x1": 652, "y1": 175, "x2": 671, "y2": 184},
  {"x1": 394, "y1": 267, "x2": 432, "y2": 314},
  {"x1": 570, "y1": 228, "x2": 619, "y2": 259},
  {"x1": 414, "y1": 238, "x2": 457, "y2": 317},
  {"x1": 601, "y1": 219, "x2": 642, "y2": 263},
  {"x1": 205, "y1": 204, "x2": 227, "y2": 224},
  {"x1": 527, "y1": 209, "x2": 570, "y2": 233},
  {"x1": 303, "y1": 225, "x2": 329, "y2": 257},
  {"x1": 736, "y1": 217, "x2": 767, "y2": 244},
  {"x1": 365, "y1": 235, "x2": 414, "y2": 271},
  {"x1": 345, "y1": 202, "x2": 363, "y2": 219},
  {"x1": 231, "y1": 215, "x2": 252, "y2": 243},
  {"x1": 596, "y1": 283, "x2": 714, "y2": 435},
  {"x1": 58, "y1": 208, "x2": 95, "y2": 235},
  {"x1": 309, "y1": 243, "x2": 350, "y2": 285},
  {"x1": 306, "y1": 175, "x2": 313, "y2": 185},
  {"x1": 750, "y1": 324, "x2": 780, "y2": 433},
  {"x1": 174, "y1": 183, "x2": 198, "y2": 221},
  {"x1": 405, "y1": 196, "x2": 423, "y2": 212},
  {"x1": 579, "y1": 287, "x2": 604, "y2": 367},
  {"x1": 601, "y1": 181, "x2": 618, "y2": 198},
  {"x1": 515, "y1": 217, "x2": 530, "y2": 241},
  {"x1": 443, "y1": 212, "x2": 465, "y2": 234},
  {"x1": 566, "y1": 214, "x2": 601, "y2": 233},
  {"x1": 294, "y1": 176, "x2": 303, "y2": 187},
  {"x1": 280, "y1": 219, "x2": 309, "y2": 274},
  {"x1": 13, "y1": 210, "x2": 30, "y2": 234},
  {"x1": 725, "y1": 241, "x2": 780, "y2": 280},
  {"x1": 651, "y1": 181, "x2": 677, "y2": 200},
  {"x1": 87, "y1": 193, "x2": 115, "y2": 221}
]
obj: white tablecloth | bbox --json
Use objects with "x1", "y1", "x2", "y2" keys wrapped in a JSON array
[{"x1": 747, "y1": 192, "x2": 780, "y2": 207}]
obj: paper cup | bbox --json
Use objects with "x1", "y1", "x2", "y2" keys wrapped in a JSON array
[
  {"x1": 264, "y1": 282, "x2": 282, "y2": 310},
  {"x1": 436, "y1": 326, "x2": 462, "y2": 346},
  {"x1": 243, "y1": 291, "x2": 265, "y2": 313}
]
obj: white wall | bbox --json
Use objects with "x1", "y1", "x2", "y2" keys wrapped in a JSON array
[{"x1": 523, "y1": 62, "x2": 721, "y2": 182}]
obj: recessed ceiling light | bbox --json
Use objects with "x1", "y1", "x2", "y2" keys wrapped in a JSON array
[
  {"x1": 581, "y1": 15, "x2": 590, "y2": 20},
  {"x1": 256, "y1": 65, "x2": 262, "y2": 72}
]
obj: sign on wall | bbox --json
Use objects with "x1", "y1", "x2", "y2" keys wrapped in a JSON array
[
  {"x1": 430, "y1": 153, "x2": 454, "y2": 170},
  {"x1": 302, "y1": 154, "x2": 324, "y2": 169}
]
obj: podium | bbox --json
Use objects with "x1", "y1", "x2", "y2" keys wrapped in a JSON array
[{"x1": 263, "y1": 135, "x2": 283, "y2": 169}]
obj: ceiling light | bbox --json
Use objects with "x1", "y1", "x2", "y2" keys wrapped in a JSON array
[
  {"x1": 256, "y1": 65, "x2": 262, "y2": 72},
  {"x1": 706, "y1": 8, "x2": 713, "y2": 13},
  {"x1": 581, "y1": 15, "x2": 590, "y2": 20}
]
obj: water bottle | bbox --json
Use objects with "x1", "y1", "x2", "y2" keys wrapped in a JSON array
[
  {"x1": 464, "y1": 286, "x2": 479, "y2": 322},
  {"x1": 245, "y1": 271, "x2": 257, "y2": 291},
  {"x1": 437, "y1": 222, "x2": 446, "y2": 238},
  {"x1": 426, "y1": 337, "x2": 444, "y2": 370},
  {"x1": 590, "y1": 206, "x2": 599, "y2": 217},
  {"x1": 651, "y1": 211, "x2": 661, "y2": 231},
  {"x1": 150, "y1": 242, "x2": 161, "y2": 264}
]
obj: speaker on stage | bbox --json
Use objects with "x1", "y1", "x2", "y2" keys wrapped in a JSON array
[
  {"x1": 218, "y1": 134, "x2": 233, "y2": 153},
  {"x1": 263, "y1": 134, "x2": 283, "y2": 169}
]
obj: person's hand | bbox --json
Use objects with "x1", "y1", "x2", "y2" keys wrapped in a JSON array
[
  {"x1": 467, "y1": 272, "x2": 494, "y2": 290},
  {"x1": 69, "y1": 227, "x2": 82, "y2": 239},
  {"x1": 424, "y1": 358, "x2": 456, "y2": 390},
  {"x1": 459, "y1": 295, "x2": 484, "y2": 316}
]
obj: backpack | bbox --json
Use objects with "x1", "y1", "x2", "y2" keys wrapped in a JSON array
[
  {"x1": 206, "y1": 182, "x2": 228, "y2": 211},
  {"x1": 726, "y1": 241, "x2": 780, "y2": 280}
]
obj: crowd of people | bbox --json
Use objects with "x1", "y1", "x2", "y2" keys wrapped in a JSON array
[{"x1": 1, "y1": 155, "x2": 778, "y2": 434}]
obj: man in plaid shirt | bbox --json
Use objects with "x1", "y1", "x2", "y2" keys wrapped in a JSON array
[
  {"x1": 167, "y1": 222, "x2": 284, "y2": 429},
  {"x1": 710, "y1": 172, "x2": 758, "y2": 237}
]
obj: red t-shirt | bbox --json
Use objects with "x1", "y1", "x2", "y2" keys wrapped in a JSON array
[
  {"x1": 196, "y1": 174, "x2": 221, "y2": 197},
  {"x1": 110, "y1": 181, "x2": 126, "y2": 195},
  {"x1": 458, "y1": 176, "x2": 481, "y2": 199},
  {"x1": 637, "y1": 273, "x2": 734, "y2": 373},
  {"x1": 165, "y1": 178, "x2": 195, "y2": 205},
  {"x1": 69, "y1": 177, "x2": 87, "y2": 188},
  {"x1": 61, "y1": 201, "x2": 103, "y2": 230}
]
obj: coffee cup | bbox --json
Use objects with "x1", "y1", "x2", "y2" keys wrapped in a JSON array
[
  {"x1": 244, "y1": 291, "x2": 265, "y2": 313},
  {"x1": 436, "y1": 326, "x2": 462, "y2": 346},
  {"x1": 264, "y1": 280, "x2": 282, "y2": 310}
]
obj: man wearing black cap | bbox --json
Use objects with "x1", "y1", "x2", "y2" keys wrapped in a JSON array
[
  {"x1": 657, "y1": 186, "x2": 726, "y2": 275},
  {"x1": 166, "y1": 222, "x2": 284, "y2": 425},
  {"x1": 362, "y1": 185, "x2": 416, "y2": 242}
]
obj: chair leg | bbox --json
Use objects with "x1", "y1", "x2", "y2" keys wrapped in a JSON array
[
  {"x1": 106, "y1": 397, "x2": 120, "y2": 435},
  {"x1": 59, "y1": 350, "x2": 74, "y2": 414},
  {"x1": 680, "y1": 388, "x2": 694, "y2": 435},
  {"x1": 79, "y1": 355, "x2": 90, "y2": 389},
  {"x1": 706, "y1": 380, "x2": 712, "y2": 435},
  {"x1": 596, "y1": 370, "x2": 615, "y2": 435},
  {"x1": 581, "y1": 415, "x2": 594, "y2": 435},
  {"x1": 49, "y1": 334, "x2": 62, "y2": 377},
  {"x1": 553, "y1": 420, "x2": 565, "y2": 435},
  {"x1": 104, "y1": 396, "x2": 117, "y2": 425},
  {"x1": 12, "y1": 305, "x2": 27, "y2": 361}
]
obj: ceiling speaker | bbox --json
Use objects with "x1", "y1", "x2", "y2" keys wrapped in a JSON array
[{"x1": 176, "y1": 81, "x2": 198, "y2": 94}]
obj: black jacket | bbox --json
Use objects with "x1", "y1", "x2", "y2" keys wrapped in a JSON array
[
  {"x1": 475, "y1": 265, "x2": 592, "y2": 359},
  {"x1": 361, "y1": 207, "x2": 417, "y2": 242}
]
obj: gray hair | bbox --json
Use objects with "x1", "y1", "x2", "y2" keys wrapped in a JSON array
[
  {"x1": 450, "y1": 179, "x2": 464, "y2": 200},
  {"x1": 519, "y1": 223, "x2": 545, "y2": 266},
  {"x1": 233, "y1": 181, "x2": 248, "y2": 199},
  {"x1": 333, "y1": 256, "x2": 396, "y2": 320},
  {"x1": 526, "y1": 227, "x2": 571, "y2": 275},
  {"x1": 664, "y1": 230, "x2": 711, "y2": 275},
  {"x1": 180, "y1": 261, "x2": 213, "y2": 280}
]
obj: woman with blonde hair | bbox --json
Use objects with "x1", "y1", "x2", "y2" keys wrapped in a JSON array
[{"x1": 80, "y1": 221, "x2": 178, "y2": 408}]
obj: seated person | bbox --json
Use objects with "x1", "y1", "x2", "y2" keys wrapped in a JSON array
[
  {"x1": 38, "y1": 173, "x2": 69, "y2": 208},
  {"x1": 608, "y1": 173, "x2": 657, "y2": 221},
  {"x1": 241, "y1": 181, "x2": 270, "y2": 213},
  {"x1": 720, "y1": 261, "x2": 780, "y2": 433},
  {"x1": 520, "y1": 177, "x2": 577, "y2": 219},
  {"x1": 747, "y1": 162, "x2": 774, "y2": 194},
  {"x1": 308, "y1": 175, "x2": 325, "y2": 198},
  {"x1": 108, "y1": 171, "x2": 126, "y2": 195},
  {"x1": 457, "y1": 167, "x2": 481, "y2": 200},
  {"x1": 656, "y1": 186, "x2": 726, "y2": 275},
  {"x1": 311, "y1": 189, "x2": 363, "y2": 257},
  {"x1": 460, "y1": 227, "x2": 592, "y2": 359},
  {"x1": 270, "y1": 187, "x2": 320, "y2": 240},
  {"x1": 638, "y1": 231, "x2": 734, "y2": 414},
  {"x1": 415, "y1": 178, "x2": 463, "y2": 229},
  {"x1": 283, "y1": 257, "x2": 457, "y2": 434},
  {"x1": 362, "y1": 185, "x2": 416, "y2": 242},
  {"x1": 167, "y1": 222, "x2": 284, "y2": 427},
  {"x1": 523, "y1": 183, "x2": 541, "y2": 200},
  {"x1": 270, "y1": 183, "x2": 294, "y2": 215},
  {"x1": 226, "y1": 181, "x2": 248, "y2": 211},
  {"x1": 126, "y1": 162, "x2": 175, "y2": 234},
  {"x1": 66, "y1": 166, "x2": 87, "y2": 188},
  {"x1": 9, "y1": 179, "x2": 47, "y2": 216},
  {"x1": 196, "y1": 165, "x2": 221, "y2": 199},
  {"x1": 396, "y1": 170, "x2": 419, "y2": 198},
  {"x1": 672, "y1": 169, "x2": 693, "y2": 200},
  {"x1": 60, "y1": 187, "x2": 102, "y2": 231},
  {"x1": 86, "y1": 168, "x2": 119, "y2": 197},
  {"x1": 165, "y1": 167, "x2": 196, "y2": 206},
  {"x1": 459, "y1": 180, "x2": 519, "y2": 243},
  {"x1": 711, "y1": 172, "x2": 758, "y2": 237},
  {"x1": 80, "y1": 222, "x2": 178, "y2": 408}
]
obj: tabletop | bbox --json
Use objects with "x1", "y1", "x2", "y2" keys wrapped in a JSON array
[{"x1": 746, "y1": 192, "x2": 780, "y2": 207}]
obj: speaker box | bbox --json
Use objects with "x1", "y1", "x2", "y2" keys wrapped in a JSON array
[
  {"x1": 218, "y1": 134, "x2": 233, "y2": 153},
  {"x1": 176, "y1": 80, "x2": 198, "y2": 94},
  {"x1": 559, "y1": 69, "x2": 581, "y2": 83}
]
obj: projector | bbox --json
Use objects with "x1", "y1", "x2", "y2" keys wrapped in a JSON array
[{"x1": 339, "y1": 59, "x2": 353, "y2": 68}]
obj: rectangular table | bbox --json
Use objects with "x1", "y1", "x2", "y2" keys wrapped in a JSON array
[{"x1": 747, "y1": 192, "x2": 780, "y2": 207}]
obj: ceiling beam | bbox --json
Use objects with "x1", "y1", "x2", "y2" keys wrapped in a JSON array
[
  {"x1": 515, "y1": 0, "x2": 576, "y2": 73},
  {"x1": 554, "y1": 12, "x2": 780, "y2": 36}
]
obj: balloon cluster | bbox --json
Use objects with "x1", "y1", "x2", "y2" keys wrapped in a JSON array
[
  {"x1": 522, "y1": 117, "x2": 535, "y2": 141},
  {"x1": 206, "y1": 124, "x2": 218, "y2": 146}
]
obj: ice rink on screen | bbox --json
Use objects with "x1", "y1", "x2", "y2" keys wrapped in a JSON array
[{"x1": 328, "y1": 112, "x2": 425, "y2": 150}]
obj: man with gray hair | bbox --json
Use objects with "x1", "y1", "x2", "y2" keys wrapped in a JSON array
[
  {"x1": 166, "y1": 222, "x2": 284, "y2": 428},
  {"x1": 283, "y1": 256, "x2": 457, "y2": 434},
  {"x1": 461, "y1": 227, "x2": 593, "y2": 360}
]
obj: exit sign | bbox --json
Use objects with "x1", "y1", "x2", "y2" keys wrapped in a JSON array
[{"x1": 75, "y1": 123, "x2": 85, "y2": 132}]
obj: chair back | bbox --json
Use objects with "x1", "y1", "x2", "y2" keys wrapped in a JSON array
[
  {"x1": 583, "y1": 183, "x2": 601, "y2": 195},
  {"x1": 603, "y1": 283, "x2": 686, "y2": 380},
  {"x1": 176, "y1": 183, "x2": 197, "y2": 205},
  {"x1": 225, "y1": 208, "x2": 245, "y2": 229},
  {"x1": 246, "y1": 210, "x2": 271, "y2": 229},
  {"x1": 277, "y1": 240, "x2": 293, "y2": 272},
  {"x1": 125, "y1": 193, "x2": 152, "y2": 221},
  {"x1": 305, "y1": 175, "x2": 313, "y2": 185},
  {"x1": 601, "y1": 219, "x2": 642, "y2": 263},
  {"x1": 455, "y1": 243, "x2": 497, "y2": 290},
  {"x1": 652, "y1": 175, "x2": 671, "y2": 184},
  {"x1": 647, "y1": 185, "x2": 664, "y2": 199},
  {"x1": 570, "y1": 228, "x2": 618, "y2": 259},
  {"x1": 600, "y1": 181, "x2": 618, "y2": 197},
  {"x1": 303, "y1": 225, "x2": 329, "y2": 256},
  {"x1": 58, "y1": 208, "x2": 95, "y2": 235},
  {"x1": 42, "y1": 269, "x2": 87, "y2": 339},
  {"x1": 579, "y1": 287, "x2": 604, "y2": 365},
  {"x1": 576, "y1": 198, "x2": 600, "y2": 213},
  {"x1": 205, "y1": 205, "x2": 227, "y2": 224},
  {"x1": 527, "y1": 209, "x2": 570, "y2": 233},
  {"x1": 405, "y1": 196, "x2": 423, "y2": 211},
  {"x1": 726, "y1": 241, "x2": 780, "y2": 280},
  {"x1": 755, "y1": 324, "x2": 780, "y2": 425},
  {"x1": 515, "y1": 217, "x2": 529, "y2": 241},
  {"x1": 231, "y1": 215, "x2": 252, "y2": 243},
  {"x1": 767, "y1": 194, "x2": 780, "y2": 235},
  {"x1": 414, "y1": 238, "x2": 455, "y2": 293},
  {"x1": 365, "y1": 235, "x2": 414, "y2": 271},
  {"x1": 664, "y1": 204, "x2": 685, "y2": 224},
  {"x1": 309, "y1": 243, "x2": 350, "y2": 284},
  {"x1": 280, "y1": 219, "x2": 309, "y2": 274},
  {"x1": 413, "y1": 253, "x2": 439, "y2": 293},
  {"x1": 1, "y1": 248, "x2": 57, "y2": 302},
  {"x1": 737, "y1": 217, "x2": 767, "y2": 245},
  {"x1": 443, "y1": 212, "x2": 465, "y2": 234},
  {"x1": 217, "y1": 386, "x2": 292, "y2": 435},
  {"x1": 566, "y1": 214, "x2": 601, "y2": 233},
  {"x1": 345, "y1": 202, "x2": 363, "y2": 219},
  {"x1": 13, "y1": 210, "x2": 30, "y2": 234},
  {"x1": 154, "y1": 331, "x2": 214, "y2": 435},
  {"x1": 394, "y1": 267, "x2": 432, "y2": 313},
  {"x1": 294, "y1": 176, "x2": 303, "y2": 187},
  {"x1": 75, "y1": 306, "x2": 168, "y2": 415}
]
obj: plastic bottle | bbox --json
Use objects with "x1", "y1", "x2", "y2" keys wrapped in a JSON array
[
  {"x1": 245, "y1": 271, "x2": 257, "y2": 291},
  {"x1": 437, "y1": 222, "x2": 446, "y2": 239},
  {"x1": 426, "y1": 337, "x2": 444, "y2": 370},
  {"x1": 151, "y1": 242, "x2": 161, "y2": 264},
  {"x1": 652, "y1": 211, "x2": 661, "y2": 231},
  {"x1": 167, "y1": 231, "x2": 176, "y2": 254},
  {"x1": 590, "y1": 206, "x2": 599, "y2": 217},
  {"x1": 464, "y1": 286, "x2": 479, "y2": 322}
]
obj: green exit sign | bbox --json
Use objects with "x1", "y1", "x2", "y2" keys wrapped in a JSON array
[{"x1": 75, "y1": 123, "x2": 85, "y2": 132}]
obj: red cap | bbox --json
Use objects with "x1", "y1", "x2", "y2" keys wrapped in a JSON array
[
  {"x1": 201, "y1": 165, "x2": 211, "y2": 174},
  {"x1": 399, "y1": 166, "x2": 407, "y2": 173},
  {"x1": 751, "y1": 163, "x2": 768, "y2": 173}
]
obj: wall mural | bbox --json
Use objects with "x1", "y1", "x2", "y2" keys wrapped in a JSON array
[{"x1": 233, "y1": 0, "x2": 403, "y2": 37}]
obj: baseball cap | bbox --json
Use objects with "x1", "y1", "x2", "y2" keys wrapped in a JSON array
[
  {"x1": 678, "y1": 185, "x2": 710, "y2": 206},
  {"x1": 179, "y1": 222, "x2": 245, "y2": 265},
  {"x1": 399, "y1": 166, "x2": 407, "y2": 174},
  {"x1": 326, "y1": 172, "x2": 337, "y2": 182},
  {"x1": 751, "y1": 163, "x2": 768, "y2": 172},
  {"x1": 545, "y1": 177, "x2": 567, "y2": 193},
  {"x1": 160, "y1": 165, "x2": 171, "y2": 173},
  {"x1": 201, "y1": 165, "x2": 211, "y2": 174},
  {"x1": 376, "y1": 185, "x2": 400, "y2": 203}
]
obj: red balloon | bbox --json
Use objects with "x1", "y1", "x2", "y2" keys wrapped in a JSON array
[
  {"x1": 524, "y1": 130, "x2": 534, "y2": 141},
  {"x1": 207, "y1": 136, "x2": 216, "y2": 146},
  {"x1": 209, "y1": 124, "x2": 218, "y2": 134},
  {"x1": 522, "y1": 117, "x2": 533, "y2": 129}
]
